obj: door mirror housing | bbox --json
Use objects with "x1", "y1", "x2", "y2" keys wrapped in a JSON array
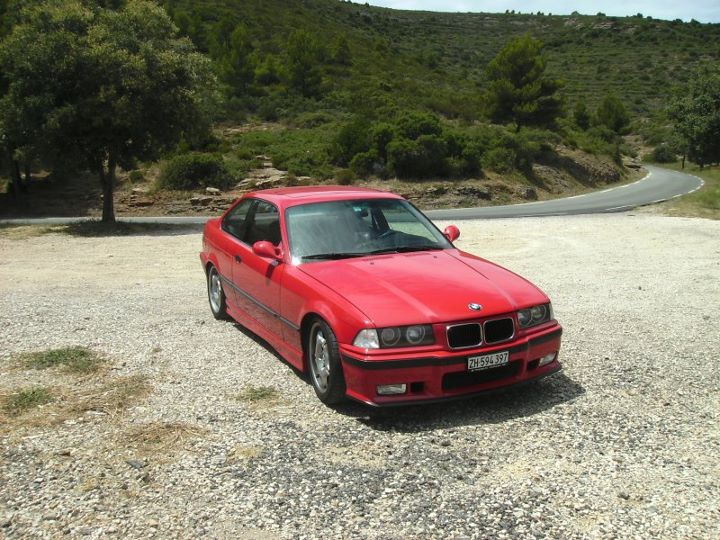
[
  {"x1": 253, "y1": 241, "x2": 283, "y2": 261},
  {"x1": 443, "y1": 225, "x2": 460, "y2": 242}
]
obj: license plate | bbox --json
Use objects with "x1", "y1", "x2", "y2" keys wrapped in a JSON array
[{"x1": 467, "y1": 351, "x2": 509, "y2": 372}]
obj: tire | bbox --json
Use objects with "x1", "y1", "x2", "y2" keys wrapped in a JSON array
[
  {"x1": 207, "y1": 265, "x2": 230, "y2": 321},
  {"x1": 307, "y1": 319, "x2": 347, "y2": 405}
]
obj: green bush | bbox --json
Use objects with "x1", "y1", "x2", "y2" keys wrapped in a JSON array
[
  {"x1": 158, "y1": 153, "x2": 234, "y2": 190},
  {"x1": 335, "y1": 168, "x2": 354, "y2": 185},
  {"x1": 350, "y1": 150, "x2": 380, "y2": 176},
  {"x1": 128, "y1": 170, "x2": 144, "y2": 183},
  {"x1": 483, "y1": 147, "x2": 516, "y2": 173},
  {"x1": 649, "y1": 144, "x2": 676, "y2": 163}
]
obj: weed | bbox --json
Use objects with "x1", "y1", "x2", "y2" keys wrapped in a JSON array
[
  {"x1": 2, "y1": 387, "x2": 53, "y2": 416},
  {"x1": 236, "y1": 386, "x2": 280, "y2": 403},
  {"x1": 23, "y1": 347, "x2": 103, "y2": 374}
]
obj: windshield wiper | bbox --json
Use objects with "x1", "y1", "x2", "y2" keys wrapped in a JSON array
[
  {"x1": 302, "y1": 252, "x2": 369, "y2": 260},
  {"x1": 367, "y1": 245, "x2": 446, "y2": 255}
]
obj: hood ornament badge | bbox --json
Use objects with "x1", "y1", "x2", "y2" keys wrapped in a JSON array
[{"x1": 468, "y1": 303, "x2": 483, "y2": 311}]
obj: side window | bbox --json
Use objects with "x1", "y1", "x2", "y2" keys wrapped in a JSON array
[
  {"x1": 246, "y1": 200, "x2": 281, "y2": 246},
  {"x1": 222, "y1": 199, "x2": 254, "y2": 241}
]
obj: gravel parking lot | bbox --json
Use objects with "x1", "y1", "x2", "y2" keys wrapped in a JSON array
[{"x1": 1, "y1": 214, "x2": 718, "y2": 539}]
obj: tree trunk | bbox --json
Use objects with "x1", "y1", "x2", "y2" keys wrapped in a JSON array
[
  {"x1": 23, "y1": 161, "x2": 32, "y2": 184},
  {"x1": 10, "y1": 160, "x2": 22, "y2": 196},
  {"x1": 101, "y1": 156, "x2": 117, "y2": 223},
  {"x1": 681, "y1": 154, "x2": 686, "y2": 169}
]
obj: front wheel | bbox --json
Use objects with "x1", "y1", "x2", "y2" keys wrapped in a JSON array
[
  {"x1": 307, "y1": 319, "x2": 346, "y2": 405},
  {"x1": 207, "y1": 265, "x2": 230, "y2": 320}
]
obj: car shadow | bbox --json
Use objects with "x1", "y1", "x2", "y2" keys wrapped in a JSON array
[
  {"x1": 337, "y1": 372, "x2": 585, "y2": 432},
  {"x1": 228, "y1": 321, "x2": 584, "y2": 432}
]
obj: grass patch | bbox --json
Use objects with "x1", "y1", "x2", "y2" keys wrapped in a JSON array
[
  {"x1": 236, "y1": 385, "x2": 280, "y2": 403},
  {"x1": 646, "y1": 162, "x2": 720, "y2": 219},
  {"x1": 22, "y1": 347, "x2": 103, "y2": 374},
  {"x1": 2, "y1": 387, "x2": 54, "y2": 416}
]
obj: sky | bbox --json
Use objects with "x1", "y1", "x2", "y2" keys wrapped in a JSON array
[{"x1": 363, "y1": 1, "x2": 720, "y2": 23}]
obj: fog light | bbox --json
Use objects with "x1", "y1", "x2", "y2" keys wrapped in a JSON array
[
  {"x1": 377, "y1": 384, "x2": 407, "y2": 396},
  {"x1": 539, "y1": 352, "x2": 557, "y2": 367}
]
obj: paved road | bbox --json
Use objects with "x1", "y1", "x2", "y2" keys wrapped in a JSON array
[
  {"x1": 0, "y1": 165, "x2": 704, "y2": 225},
  {"x1": 426, "y1": 165, "x2": 704, "y2": 220}
]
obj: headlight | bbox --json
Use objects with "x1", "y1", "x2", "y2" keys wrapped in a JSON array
[
  {"x1": 354, "y1": 325, "x2": 435, "y2": 349},
  {"x1": 518, "y1": 303, "x2": 552, "y2": 329}
]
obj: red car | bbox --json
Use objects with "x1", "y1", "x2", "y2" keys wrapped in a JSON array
[{"x1": 200, "y1": 186, "x2": 562, "y2": 406}]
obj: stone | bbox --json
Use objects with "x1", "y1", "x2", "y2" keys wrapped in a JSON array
[
  {"x1": 206, "y1": 187, "x2": 221, "y2": 195},
  {"x1": 190, "y1": 196, "x2": 213, "y2": 206},
  {"x1": 521, "y1": 187, "x2": 538, "y2": 200}
]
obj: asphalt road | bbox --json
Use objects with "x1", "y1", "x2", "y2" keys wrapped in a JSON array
[
  {"x1": 0, "y1": 165, "x2": 703, "y2": 225},
  {"x1": 426, "y1": 165, "x2": 704, "y2": 220}
]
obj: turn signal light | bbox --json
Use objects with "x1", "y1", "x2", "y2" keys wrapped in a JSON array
[{"x1": 377, "y1": 384, "x2": 407, "y2": 395}]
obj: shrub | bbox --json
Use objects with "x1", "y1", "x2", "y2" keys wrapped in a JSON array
[
  {"x1": 332, "y1": 117, "x2": 371, "y2": 166},
  {"x1": 649, "y1": 144, "x2": 676, "y2": 163},
  {"x1": 128, "y1": 170, "x2": 144, "y2": 183},
  {"x1": 335, "y1": 168, "x2": 354, "y2": 185},
  {"x1": 158, "y1": 153, "x2": 234, "y2": 190},
  {"x1": 350, "y1": 150, "x2": 380, "y2": 177},
  {"x1": 483, "y1": 147, "x2": 516, "y2": 173},
  {"x1": 396, "y1": 111, "x2": 442, "y2": 140}
]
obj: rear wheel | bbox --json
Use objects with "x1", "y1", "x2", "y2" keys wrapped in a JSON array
[
  {"x1": 207, "y1": 265, "x2": 230, "y2": 320},
  {"x1": 307, "y1": 319, "x2": 346, "y2": 404}
]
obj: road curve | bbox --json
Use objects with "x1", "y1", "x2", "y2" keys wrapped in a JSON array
[
  {"x1": 426, "y1": 165, "x2": 704, "y2": 220},
  {"x1": 0, "y1": 165, "x2": 704, "y2": 225}
]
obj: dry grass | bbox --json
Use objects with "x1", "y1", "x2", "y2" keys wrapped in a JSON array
[
  {"x1": 225, "y1": 444, "x2": 263, "y2": 465},
  {"x1": 123, "y1": 422, "x2": 206, "y2": 457},
  {"x1": 0, "y1": 224, "x2": 58, "y2": 240}
]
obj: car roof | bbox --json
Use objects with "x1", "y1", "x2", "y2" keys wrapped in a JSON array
[{"x1": 243, "y1": 185, "x2": 404, "y2": 208}]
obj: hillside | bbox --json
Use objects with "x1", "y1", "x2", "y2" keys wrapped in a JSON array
[{"x1": 164, "y1": 0, "x2": 720, "y2": 120}]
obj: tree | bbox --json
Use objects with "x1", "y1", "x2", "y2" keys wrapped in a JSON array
[
  {"x1": 573, "y1": 101, "x2": 591, "y2": 130},
  {"x1": 218, "y1": 25, "x2": 255, "y2": 95},
  {"x1": 0, "y1": 0, "x2": 214, "y2": 221},
  {"x1": 483, "y1": 34, "x2": 564, "y2": 131},
  {"x1": 596, "y1": 94, "x2": 630, "y2": 133},
  {"x1": 286, "y1": 29, "x2": 324, "y2": 98},
  {"x1": 668, "y1": 65, "x2": 720, "y2": 168}
]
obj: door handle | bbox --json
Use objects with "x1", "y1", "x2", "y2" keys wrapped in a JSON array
[{"x1": 234, "y1": 255, "x2": 242, "y2": 264}]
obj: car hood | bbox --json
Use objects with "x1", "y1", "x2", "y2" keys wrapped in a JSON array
[{"x1": 298, "y1": 249, "x2": 548, "y2": 327}]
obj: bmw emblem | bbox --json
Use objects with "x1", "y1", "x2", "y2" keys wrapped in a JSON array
[{"x1": 468, "y1": 303, "x2": 483, "y2": 311}]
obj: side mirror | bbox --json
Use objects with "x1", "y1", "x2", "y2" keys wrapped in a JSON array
[
  {"x1": 443, "y1": 225, "x2": 460, "y2": 242},
  {"x1": 253, "y1": 241, "x2": 283, "y2": 261}
]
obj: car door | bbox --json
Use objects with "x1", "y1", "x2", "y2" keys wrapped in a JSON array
[
  {"x1": 231, "y1": 199, "x2": 285, "y2": 340},
  {"x1": 215, "y1": 199, "x2": 254, "y2": 311}
]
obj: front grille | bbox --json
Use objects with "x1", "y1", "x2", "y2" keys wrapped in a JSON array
[
  {"x1": 447, "y1": 323, "x2": 482, "y2": 349},
  {"x1": 442, "y1": 361, "x2": 521, "y2": 390},
  {"x1": 484, "y1": 318, "x2": 515, "y2": 344}
]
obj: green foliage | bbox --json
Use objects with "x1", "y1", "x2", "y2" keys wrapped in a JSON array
[
  {"x1": 3, "y1": 387, "x2": 53, "y2": 416},
  {"x1": 218, "y1": 25, "x2": 255, "y2": 95},
  {"x1": 0, "y1": 0, "x2": 215, "y2": 221},
  {"x1": 128, "y1": 170, "x2": 145, "y2": 183},
  {"x1": 669, "y1": 65, "x2": 720, "y2": 167},
  {"x1": 649, "y1": 144, "x2": 677, "y2": 163},
  {"x1": 596, "y1": 94, "x2": 631, "y2": 133},
  {"x1": 483, "y1": 34, "x2": 565, "y2": 130},
  {"x1": 573, "y1": 101, "x2": 591, "y2": 130},
  {"x1": 22, "y1": 347, "x2": 103, "y2": 374},
  {"x1": 236, "y1": 385, "x2": 279, "y2": 403},
  {"x1": 159, "y1": 153, "x2": 233, "y2": 190},
  {"x1": 286, "y1": 29, "x2": 325, "y2": 98}
]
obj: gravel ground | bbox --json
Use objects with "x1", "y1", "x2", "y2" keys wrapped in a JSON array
[{"x1": 0, "y1": 214, "x2": 718, "y2": 539}]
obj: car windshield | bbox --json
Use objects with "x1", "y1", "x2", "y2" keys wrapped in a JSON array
[{"x1": 285, "y1": 198, "x2": 452, "y2": 262}]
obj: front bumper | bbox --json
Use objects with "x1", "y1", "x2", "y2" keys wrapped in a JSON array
[{"x1": 340, "y1": 326, "x2": 562, "y2": 406}]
